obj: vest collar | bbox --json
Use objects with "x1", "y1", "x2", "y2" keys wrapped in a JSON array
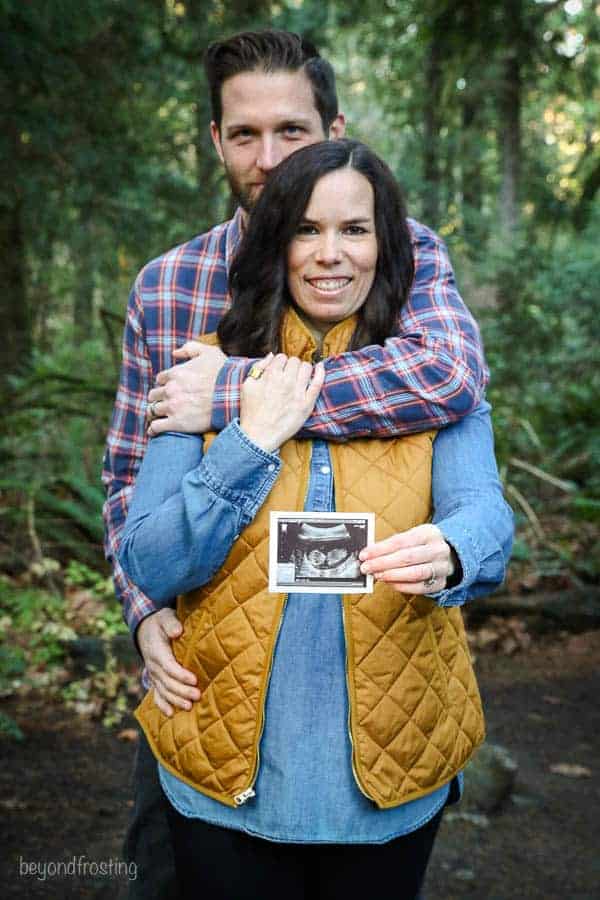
[{"x1": 280, "y1": 306, "x2": 358, "y2": 362}]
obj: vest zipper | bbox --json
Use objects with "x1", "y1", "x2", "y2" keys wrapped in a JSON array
[
  {"x1": 232, "y1": 596, "x2": 288, "y2": 807},
  {"x1": 233, "y1": 787, "x2": 255, "y2": 806},
  {"x1": 341, "y1": 599, "x2": 373, "y2": 801}
]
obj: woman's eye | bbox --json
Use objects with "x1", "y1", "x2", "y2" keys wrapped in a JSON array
[
  {"x1": 345, "y1": 225, "x2": 367, "y2": 235},
  {"x1": 296, "y1": 224, "x2": 318, "y2": 236}
]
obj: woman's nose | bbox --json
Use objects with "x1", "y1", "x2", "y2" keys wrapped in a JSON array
[{"x1": 315, "y1": 233, "x2": 342, "y2": 264}]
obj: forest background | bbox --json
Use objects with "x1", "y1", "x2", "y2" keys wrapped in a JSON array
[{"x1": 0, "y1": 0, "x2": 598, "y2": 732}]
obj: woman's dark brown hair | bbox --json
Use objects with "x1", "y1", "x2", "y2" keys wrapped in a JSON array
[{"x1": 218, "y1": 139, "x2": 414, "y2": 356}]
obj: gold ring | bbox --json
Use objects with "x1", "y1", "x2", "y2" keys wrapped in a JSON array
[
  {"x1": 248, "y1": 364, "x2": 264, "y2": 380},
  {"x1": 150, "y1": 401, "x2": 159, "y2": 417}
]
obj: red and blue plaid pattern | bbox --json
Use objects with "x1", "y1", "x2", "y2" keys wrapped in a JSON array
[{"x1": 102, "y1": 209, "x2": 488, "y2": 635}]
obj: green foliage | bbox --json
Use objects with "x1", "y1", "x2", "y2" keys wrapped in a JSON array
[
  {"x1": 472, "y1": 212, "x2": 600, "y2": 578},
  {"x1": 61, "y1": 649, "x2": 137, "y2": 728},
  {"x1": 0, "y1": 644, "x2": 27, "y2": 696},
  {"x1": 482, "y1": 218, "x2": 600, "y2": 501},
  {"x1": 65, "y1": 561, "x2": 113, "y2": 597},
  {"x1": 0, "y1": 565, "x2": 133, "y2": 726},
  {"x1": 1, "y1": 335, "x2": 116, "y2": 568},
  {"x1": 2, "y1": 582, "x2": 64, "y2": 632},
  {"x1": 92, "y1": 604, "x2": 129, "y2": 638},
  {"x1": 64, "y1": 561, "x2": 127, "y2": 637},
  {"x1": 510, "y1": 539, "x2": 531, "y2": 563},
  {"x1": 0, "y1": 560, "x2": 127, "y2": 703},
  {"x1": 571, "y1": 497, "x2": 600, "y2": 523},
  {"x1": 0, "y1": 712, "x2": 25, "y2": 742},
  {"x1": 0, "y1": 581, "x2": 76, "y2": 673}
]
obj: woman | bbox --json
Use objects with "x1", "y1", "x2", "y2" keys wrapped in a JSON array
[{"x1": 119, "y1": 140, "x2": 513, "y2": 899}]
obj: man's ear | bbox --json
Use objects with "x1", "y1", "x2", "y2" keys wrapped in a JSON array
[
  {"x1": 210, "y1": 121, "x2": 225, "y2": 163},
  {"x1": 328, "y1": 113, "x2": 346, "y2": 141}
]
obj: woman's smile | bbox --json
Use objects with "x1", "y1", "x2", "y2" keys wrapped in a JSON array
[{"x1": 304, "y1": 276, "x2": 353, "y2": 295}]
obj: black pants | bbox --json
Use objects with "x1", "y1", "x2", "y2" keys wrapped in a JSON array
[
  {"x1": 166, "y1": 798, "x2": 442, "y2": 900},
  {"x1": 123, "y1": 730, "x2": 178, "y2": 900},
  {"x1": 126, "y1": 732, "x2": 441, "y2": 900}
]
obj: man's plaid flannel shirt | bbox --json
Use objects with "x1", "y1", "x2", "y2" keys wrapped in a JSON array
[{"x1": 102, "y1": 209, "x2": 488, "y2": 636}]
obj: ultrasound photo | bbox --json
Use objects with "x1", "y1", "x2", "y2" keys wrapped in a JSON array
[{"x1": 269, "y1": 511, "x2": 374, "y2": 594}]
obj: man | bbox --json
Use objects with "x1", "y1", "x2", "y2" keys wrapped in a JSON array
[{"x1": 103, "y1": 29, "x2": 488, "y2": 897}]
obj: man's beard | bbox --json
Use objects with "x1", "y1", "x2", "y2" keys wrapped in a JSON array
[{"x1": 223, "y1": 164, "x2": 255, "y2": 213}]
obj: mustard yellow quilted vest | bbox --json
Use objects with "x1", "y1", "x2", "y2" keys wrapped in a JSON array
[{"x1": 136, "y1": 308, "x2": 485, "y2": 808}]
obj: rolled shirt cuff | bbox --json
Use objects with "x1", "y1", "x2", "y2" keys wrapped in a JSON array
[
  {"x1": 426, "y1": 513, "x2": 483, "y2": 607},
  {"x1": 201, "y1": 418, "x2": 281, "y2": 522}
]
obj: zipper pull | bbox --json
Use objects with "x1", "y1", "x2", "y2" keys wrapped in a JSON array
[{"x1": 234, "y1": 787, "x2": 256, "y2": 806}]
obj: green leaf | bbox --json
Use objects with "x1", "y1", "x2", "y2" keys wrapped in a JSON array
[{"x1": 0, "y1": 713, "x2": 25, "y2": 742}]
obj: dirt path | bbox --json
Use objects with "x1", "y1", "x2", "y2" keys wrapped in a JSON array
[
  {"x1": 425, "y1": 631, "x2": 600, "y2": 900},
  {"x1": 2, "y1": 631, "x2": 599, "y2": 899}
]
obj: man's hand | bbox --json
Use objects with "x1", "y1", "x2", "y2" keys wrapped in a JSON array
[
  {"x1": 137, "y1": 608, "x2": 200, "y2": 716},
  {"x1": 147, "y1": 343, "x2": 227, "y2": 436},
  {"x1": 359, "y1": 524, "x2": 456, "y2": 594}
]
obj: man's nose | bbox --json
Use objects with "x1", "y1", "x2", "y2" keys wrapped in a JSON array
[{"x1": 256, "y1": 136, "x2": 280, "y2": 172}]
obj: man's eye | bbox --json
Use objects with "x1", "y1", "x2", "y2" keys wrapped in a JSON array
[
  {"x1": 232, "y1": 130, "x2": 252, "y2": 140},
  {"x1": 284, "y1": 125, "x2": 304, "y2": 137}
]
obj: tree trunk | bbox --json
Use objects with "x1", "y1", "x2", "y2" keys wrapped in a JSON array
[
  {"x1": 422, "y1": 37, "x2": 442, "y2": 227},
  {"x1": 0, "y1": 198, "x2": 30, "y2": 385},
  {"x1": 499, "y1": 2, "x2": 523, "y2": 235},
  {"x1": 573, "y1": 154, "x2": 600, "y2": 231},
  {"x1": 461, "y1": 96, "x2": 485, "y2": 250},
  {"x1": 73, "y1": 207, "x2": 95, "y2": 341}
]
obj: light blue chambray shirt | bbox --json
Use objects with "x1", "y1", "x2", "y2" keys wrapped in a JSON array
[{"x1": 119, "y1": 401, "x2": 513, "y2": 844}]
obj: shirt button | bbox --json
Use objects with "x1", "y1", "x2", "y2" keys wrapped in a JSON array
[
  {"x1": 268, "y1": 463, "x2": 276, "y2": 472},
  {"x1": 320, "y1": 465, "x2": 331, "y2": 475}
]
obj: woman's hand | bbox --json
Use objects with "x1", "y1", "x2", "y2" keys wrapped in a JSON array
[
  {"x1": 240, "y1": 353, "x2": 325, "y2": 453},
  {"x1": 359, "y1": 523, "x2": 456, "y2": 594}
]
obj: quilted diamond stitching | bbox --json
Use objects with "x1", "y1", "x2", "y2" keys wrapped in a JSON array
[
  {"x1": 333, "y1": 436, "x2": 484, "y2": 804},
  {"x1": 137, "y1": 409, "x2": 484, "y2": 807},
  {"x1": 140, "y1": 439, "x2": 310, "y2": 799}
]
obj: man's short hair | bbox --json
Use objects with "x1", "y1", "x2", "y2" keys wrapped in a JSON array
[{"x1": 204, "y1": 29, "x2": 338, "y2": 134}]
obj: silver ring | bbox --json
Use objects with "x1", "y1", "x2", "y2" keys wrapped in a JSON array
[{"x1": 423, "y1": 564, "x2": 437, "y2": 588}]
